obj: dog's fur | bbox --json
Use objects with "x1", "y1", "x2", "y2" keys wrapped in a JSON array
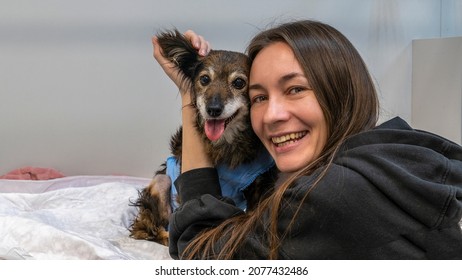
[{"x1": 129, "y1": 30, "x2": 277, "y2": 246}]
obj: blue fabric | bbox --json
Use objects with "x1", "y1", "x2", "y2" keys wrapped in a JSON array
[{"x1": 167, "y1": 149, "x2": 274, "y2": 211}]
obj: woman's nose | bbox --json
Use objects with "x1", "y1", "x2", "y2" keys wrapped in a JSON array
[{"x1": 262, "y1": 97, "x2": 290, "y2": 125}]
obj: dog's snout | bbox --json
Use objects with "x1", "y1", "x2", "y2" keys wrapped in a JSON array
[{"x1": 206, "y1": 95, "x2": 224, "y2": 117}]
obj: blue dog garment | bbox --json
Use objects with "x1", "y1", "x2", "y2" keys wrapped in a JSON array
[{"x1": 167, "y1": 148, "x2": 274, "y2": 211}]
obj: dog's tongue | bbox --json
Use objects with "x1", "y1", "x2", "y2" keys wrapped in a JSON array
[{"x1": 205, "y1": 119, "x2": 225, "y2": 142}]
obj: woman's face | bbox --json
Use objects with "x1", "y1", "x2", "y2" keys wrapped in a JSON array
[{"x1": 249, "y1": 42, "x2": 328, "y2": 173}]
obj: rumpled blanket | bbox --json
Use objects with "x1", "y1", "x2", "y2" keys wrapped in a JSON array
[{"x1": 0, "y1": 176, "x2": 171, "y2": 260}]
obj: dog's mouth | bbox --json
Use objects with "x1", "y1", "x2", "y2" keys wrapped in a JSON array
[{"x1": 204, "y1": 111, "x2": 238, "y2": 142}]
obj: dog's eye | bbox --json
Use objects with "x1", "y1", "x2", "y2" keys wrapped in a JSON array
[
  {"x1": 232, "y1": 78, "x2": 246, "y2": 90},
  {"x1": 200, "y1": 75, "x2": 211, "y2": 86}
]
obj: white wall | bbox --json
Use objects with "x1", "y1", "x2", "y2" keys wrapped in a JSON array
[
  {"x1": 412, "y1": 36, "x2": 462, "y2": 144},
  {"x1": 1, "y1": 0, "x2": 461, "y2": 177}
]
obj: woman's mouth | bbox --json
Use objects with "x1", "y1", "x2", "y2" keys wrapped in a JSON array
[{"x1": 271, "y1": 131, "x2": 307, "y2": 147}]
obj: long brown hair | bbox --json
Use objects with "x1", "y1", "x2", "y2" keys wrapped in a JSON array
[{"x1": 183, "y1": 20, "x2": 379, "y2": 259}]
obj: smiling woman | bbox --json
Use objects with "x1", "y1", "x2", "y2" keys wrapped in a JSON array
[{"x1": 156, "y1": 20, "x2": 462, "y2": 260}]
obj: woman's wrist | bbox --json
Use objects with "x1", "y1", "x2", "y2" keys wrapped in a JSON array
[
  {"x1": 182, "y1": 103, "x2": 194, "y2": 110},
  {"x1": 181, "y1": 90, "x2": 193, "y2": 107}
]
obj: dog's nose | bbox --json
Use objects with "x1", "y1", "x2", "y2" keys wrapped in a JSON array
[
  {"x1": 207, "y1": 105, "x2": 223, "y2": 117},
  {"x1": 207, "y1": 96, "x2": 224, "y2": 117}
]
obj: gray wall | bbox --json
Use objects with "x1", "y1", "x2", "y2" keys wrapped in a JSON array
[
  {"x1": 412, "y1": 36, "x2": 462, "y2": 144},
  {"x1": 1, "y1": 0, "x2": 461, "y2": 177}
]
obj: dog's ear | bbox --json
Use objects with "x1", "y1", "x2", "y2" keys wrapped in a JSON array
[{"x1": 156, "y1": 29, "x2": 201, "y2": 81}]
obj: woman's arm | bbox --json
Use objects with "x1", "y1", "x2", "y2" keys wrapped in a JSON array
[
  {"x1": 152, "y1": 31, "x2": 213, "y2": 173},
  {"x1": 169, "y1": 169, "x2": 247, "y2": 259},
  {"x1": 180, "y1": 104, "x2": 213, "y2": 172}
]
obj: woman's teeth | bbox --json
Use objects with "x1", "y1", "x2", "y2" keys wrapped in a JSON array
[{"x1": 272, "y1": 131, "x2": 307, "y2": 146}]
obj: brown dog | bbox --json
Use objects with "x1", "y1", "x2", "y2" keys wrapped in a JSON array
[{"x1": 129, "y1": 30, "x2": 277, "y2": 246}]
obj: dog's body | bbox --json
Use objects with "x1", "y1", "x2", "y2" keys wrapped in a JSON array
[{"x1": 129, "y1": 30, "x2": 277, "y2": 246}]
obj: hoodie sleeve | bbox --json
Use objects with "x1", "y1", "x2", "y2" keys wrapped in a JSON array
[{"x1": 168, "y1": 168, "x2": 245, "y2": 259}]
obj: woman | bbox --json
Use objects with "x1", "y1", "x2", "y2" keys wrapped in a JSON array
[{"x1": 154, "y1": 20, "x2": 462, "y2": 259}]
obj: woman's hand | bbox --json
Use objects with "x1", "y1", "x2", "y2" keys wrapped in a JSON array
[{"x1": 152, "y1": 30, "x2": 211, "y2": 97}]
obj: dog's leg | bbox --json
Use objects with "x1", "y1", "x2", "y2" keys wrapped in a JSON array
[{"x1": 129, "y1": 174, "x2": 172, "y2": 246}]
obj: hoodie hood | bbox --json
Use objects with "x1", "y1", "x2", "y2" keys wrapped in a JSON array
[{"x1": 337, "y1": 117, "x2": 462, "y2": 230}]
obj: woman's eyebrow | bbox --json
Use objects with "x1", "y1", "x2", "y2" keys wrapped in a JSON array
[
  {"x1": 279, "y1": 72, "x2": 306, "y2": 84},
  {"x1": 248, "y1": 83, "x2": 264, "y2": 91},
  {"x1": 249, "y1": 72, "x2": 306, "y2": 90},
  {"x1": 249, "y1": 72, "x2": 307, "y2": 91}
]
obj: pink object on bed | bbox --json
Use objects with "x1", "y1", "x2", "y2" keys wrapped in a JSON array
[{"x1": 0, "y1": 166, "x2": 65, "y2": 180}]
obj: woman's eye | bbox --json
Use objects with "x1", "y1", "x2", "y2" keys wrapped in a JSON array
[
  {"x1": 251, "y1": 95, "x2": 267, "y2": 105},
  {"x1": 200, "y1": 75, "x2": 211, "y2": 86},
  {"x1": 288, "y1": 87, "x2": 305, "y2": 94}
]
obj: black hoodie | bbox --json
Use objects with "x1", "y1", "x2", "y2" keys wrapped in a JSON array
[{"x1": 169, "y1": 117, "x2": 462, "y2": 259}]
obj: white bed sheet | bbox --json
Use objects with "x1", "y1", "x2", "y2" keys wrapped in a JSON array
[{"x1": 0, "y1": 176, "x2": 171, "y2": 260}]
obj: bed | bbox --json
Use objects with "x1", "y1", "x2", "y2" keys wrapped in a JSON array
[{"x1": 0, "y1": 175, "x2": 171, "y2": 260}]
